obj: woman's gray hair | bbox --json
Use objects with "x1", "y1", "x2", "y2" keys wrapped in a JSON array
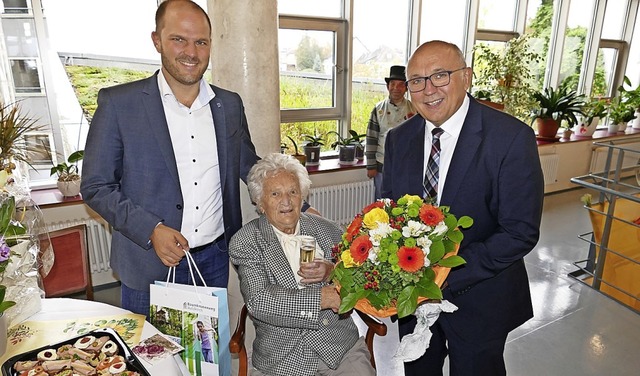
[{"x1": 247, "y1": 153, "x2": 311, "y2": 208}]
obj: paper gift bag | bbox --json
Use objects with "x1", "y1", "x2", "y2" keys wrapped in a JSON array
[{"x1": 150, "y1": 252, "x2": 231, "y2": 376}]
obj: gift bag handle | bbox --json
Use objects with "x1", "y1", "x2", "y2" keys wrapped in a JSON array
[{"x1": 165, "y1": 249, "x2": 208, "y2": 288}]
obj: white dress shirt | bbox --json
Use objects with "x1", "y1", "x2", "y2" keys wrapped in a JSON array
[
  {"x1": 423, "y1": 95, "x2": 470, "y2": 205},
  {"x1": 272, "y1": 223, "x2": 323, "y2": 288},
  {"x1": 158, "y1": 71, "x2": 224, "y2": 247}
]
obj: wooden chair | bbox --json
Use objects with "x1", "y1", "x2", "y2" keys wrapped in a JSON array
[
  {"x1": 39, "y1": 224, "x2": 94, "y2": 300},
  {"x1": 230, "y1": 304, "x2": 387, "y2": 376}
]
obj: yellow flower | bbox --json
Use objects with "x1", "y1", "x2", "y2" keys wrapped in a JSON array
[
  {"x1": 402, "y1": 194, "x2": 423, "y2": 206},
  {"x1": 341, "y1": 250, "x2": 358, "y2": 268},
  {"x1": 363, "y1": 207, "x2": 389, "y2": 229}
]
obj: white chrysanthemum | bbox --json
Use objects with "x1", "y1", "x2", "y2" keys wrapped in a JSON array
[
  {"x1": 369, "y1": 222, "x2": 394, "y2": 246},
  {"x1": 380, "y1": 198, "x2": 393, "y2": 207},
  {"x1": 423, "y1": 254, "x2": 431, "y2": 267},
  {"x1": 416, "y1": 236, "x2": 432, "y2": 251},
  {"x1": 368, "y1": 247, "x2": 380, "y2": 263},
  {"x1": 402, "y1": 220, "x2": 430, "y2": 238},
  {"x1": 433, "y1": 222, "x2": 449, "y2": 236}
]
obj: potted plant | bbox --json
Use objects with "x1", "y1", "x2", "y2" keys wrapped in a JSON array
[
  {"x1": 285, "y1": 136, "x2": 306, "y2": 165},
  {"x1": 531, "y1": 86, "x2": 584, "y2": 139},
  {"x1": 607, "y1": 97, "x2": 636, "y2": 133},
  {"x1": 302, "y1": 131, "x2": 325, "y2": 166},
  {"x1": 346, "y1": 129, "x2": 366, "y2": 161},
  {"x1": 0, "y1": 101, "x2": 45, "y2": 187},
  {"x1": 328, "y1": 131, "x2": 356, "y2": 165},
  {"x1": 573, "y1": 97, "x2": 608, "y2": 137},
  {"x1": 618, "y1": 76, "x2": 640, "y2": 129},
  {"x1": 472, "y1": 34, "x2": 541, "y2": 120},
  {"x1": 50, "y1": 150, "x2": 84, "y2": 197}
]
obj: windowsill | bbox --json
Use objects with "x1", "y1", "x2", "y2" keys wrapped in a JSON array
[
  {"x1": 537, "y1": 126, "x2": 640, "y2": 145},
  {"x1": 30, "y1": 188, "x2": 83, "y2": 208},
  {"x1": 306, "y1": 156, "x2": 367, "y2": 174}
]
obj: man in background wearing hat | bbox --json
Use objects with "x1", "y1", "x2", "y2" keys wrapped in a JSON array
[{"x1": 365, "y1": 65, "x2": 416, "y2": 199}]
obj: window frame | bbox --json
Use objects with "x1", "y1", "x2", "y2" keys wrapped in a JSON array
[{"x1": 278, "y1": 15, "x2": 348, "y2": 127}]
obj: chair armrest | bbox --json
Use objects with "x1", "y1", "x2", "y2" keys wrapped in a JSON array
[
  {"x1": 355, "y1": 309, "x2": 387, "y2": 336},
  {"x1": 229, "y1": 304, "x2": 248, "y2": 354}
]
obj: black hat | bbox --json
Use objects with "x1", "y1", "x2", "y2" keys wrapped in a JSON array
[{"x1": 385, "y1": 65, "x2": 406, "y2": 83}]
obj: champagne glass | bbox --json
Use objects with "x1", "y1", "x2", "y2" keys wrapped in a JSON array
[{"x1": 298, "y1": 235, "x2": 316, "y2": 264}]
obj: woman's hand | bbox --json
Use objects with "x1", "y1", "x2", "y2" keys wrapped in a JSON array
[
  {"x1": 320, "y1": 285, "x2": 340, "y2": 312},
  {"x1": 299, "y1": 259, "x2": 334, "y2": 284}
]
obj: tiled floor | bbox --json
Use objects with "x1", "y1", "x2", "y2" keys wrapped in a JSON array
[{"x1": 85, "y1": 187, "x2": 640, "y2": 375}]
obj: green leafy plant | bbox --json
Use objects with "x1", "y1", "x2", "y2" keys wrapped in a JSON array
[
  {"x1": 50, "y1": 150, "x2": 84, "y2": 182},
  {"x1": 302, "y1": 131, "x2": 325, "y2": 147},
  {"x1": 531, "y1": 86, "x2": 585, "y2": 129},
  {"x1": 608, "y1": 97, "x2": 637, "y2": 125},
  {"x1": 472, "y1": 34, "x2": 541, "y2": 120},
  {"x1": 285, "y1": 136, "x2": 301, "y2": 155},
  {"x1": 346, "y1": 129, "x2": 366, "y2": 146},
  {"x1": 581, "y1": 97, "x2": 608, "y2": 125},
  {"x1": 0, "y1": 101, "x2": 45, "y2": 173},
  {"x1": 328, "y1": 131, "x2": 353, "y2": 149},
  {"x1": 618, "y1": 76, "x2": 640, "y2": 111}
]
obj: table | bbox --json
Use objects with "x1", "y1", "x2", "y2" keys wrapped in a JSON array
[{"x1": 5, "y1": 298, "x2": 186, "y2": 376}]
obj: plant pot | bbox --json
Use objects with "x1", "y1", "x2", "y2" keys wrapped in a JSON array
[
  {"x1": 633, "y1": 111, "x2": 640, "y2": 129},
  {"x1": 338, "y1": 145, "x2": 356, "y2": 165},
  {"x1": 535, "y1": 118, "x2": 560, "y2": 139},
  {"x1": 352, "y1": 144, "x2": 364, "y2": 160},
  {"x1": 562, "y1": 129, "x2": 572, "y2": 139},
  {"x1": 292, "y1": 153, "x2": 306, "y2": 166},
  {"x1": 618, "y1": 122, "x2": 629, "y2": 132},
  {"x1": 607, "y1": 122, "x2": 620, "y2": 133},
  {"x1": 303, "y1": 145, "x2": 321, "y2": 166},
  {"x1": 573, "y1": 116, "x2": 599, "y2": 137},
  {"x1": 57, "y1": 179, "x2": 81, "y2": 197}
]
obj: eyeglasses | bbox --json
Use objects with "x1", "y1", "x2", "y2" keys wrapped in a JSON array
[{"x1": 405, "y1": 67, "x2": 467, "y2": 92}]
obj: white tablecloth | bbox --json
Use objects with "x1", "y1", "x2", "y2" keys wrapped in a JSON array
[{"x1": 13, "y1": 298, "x2": 185, "y2": 376}]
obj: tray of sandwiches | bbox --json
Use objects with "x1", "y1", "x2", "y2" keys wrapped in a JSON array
[{"x1": 2, "y1": 327, "x2": 150, "y2": 376}]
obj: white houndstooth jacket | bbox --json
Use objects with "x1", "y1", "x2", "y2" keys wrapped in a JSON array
[{"x1": 229, "y1": 213, "x2": 360, "y2": 376}]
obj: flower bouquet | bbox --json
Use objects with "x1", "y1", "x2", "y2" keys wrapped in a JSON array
[{"x1": 332, "y1": 195, "x2": 473, "y2": 319}]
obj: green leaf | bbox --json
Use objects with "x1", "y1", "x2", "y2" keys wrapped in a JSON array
[
  {"x1": 447, "y1": 228, "x2": 463, "y2": 243},
  {"x1": 437, "y1": 255, "x2": 466, "y2": 268},
  {"x1": 416, "y1": 279, "x2": 443, "y2": 301},
  {"x1": 457, "y1": 216, "x2": 474, "y2": 228},
  {"x1": 428, "y1": 240, "x2": 445, "y2": 263},
  {"x1": 338, "y1": 291, "x2": 361, "y2": 314},
  {"x1": 444, "y1": 214, "x2": 457, "y2": 229},
  {"x1": 0, "y1": 196, "x2": 15, "y2": 231},
  {"x1": 396, "y1": 286, "x2": 419, "y2": 318}
]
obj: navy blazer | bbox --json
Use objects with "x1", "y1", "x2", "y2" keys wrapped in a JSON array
[
  {"x1": 81, "y1": 72, "x2": 258, "y2": 291},
  {"x1": 382, "y1": 95, "x2": 544, "y2": 340}
]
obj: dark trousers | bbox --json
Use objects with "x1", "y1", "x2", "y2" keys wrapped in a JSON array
[{"x1": 399, "y1": 314, "x2": 508, "y2": 376}]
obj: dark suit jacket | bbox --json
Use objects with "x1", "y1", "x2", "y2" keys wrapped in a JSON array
[
  {"x1": 81, "y1": 72, "x2": 258, "y2": 291},
  {"x1": 382, "y1": 95, "x2": 544, "y2": 340}
]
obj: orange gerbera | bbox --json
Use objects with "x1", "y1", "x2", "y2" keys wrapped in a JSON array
[
  {"x1": 345, "y1": 216, "x2": 363, "y2": 242},
  {"x1": 350, "y1": 235, "x2": 372, "y2": 264},
  {"x1": 362, "y1": 201, "x2": 385, "y2": 214},
  {"x1": 397, "y1": 246, "x2": 424, "y2": 273},
  {"x1": 419, "y1": 204, "x2": 445, "y2": 227}
]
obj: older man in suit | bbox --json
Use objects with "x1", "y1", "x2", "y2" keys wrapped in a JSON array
[
  {"x1": 80, "y1": 0, "x2": 259, "y2": 316},
  {"x1": 383, "y1": 41, "x2": 544, "y2": 375}
]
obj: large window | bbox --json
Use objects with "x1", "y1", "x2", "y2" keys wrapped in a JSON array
[{"x1": 278, "y1": 16, "x2": 347, "y2": 151}]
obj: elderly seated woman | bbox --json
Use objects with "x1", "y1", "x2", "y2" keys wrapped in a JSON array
[{"x1": 229, "y1": 153, "x2": 375, "y2": 376}]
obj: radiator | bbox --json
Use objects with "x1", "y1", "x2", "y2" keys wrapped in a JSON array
[
  {"x1": 308, "y1": 181, "x2": 375, "y2": 227},
  {"x1": 46, "y1": 218, "x2": 112, "y2": 275},
  {"x1": 540, "y1": 154, "x2": 559, "y2": 185}
]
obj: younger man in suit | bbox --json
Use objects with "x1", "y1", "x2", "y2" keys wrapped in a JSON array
[
  {"x1": 383, "y1": 40, "x2": 544, "y2": 375},
  {"x1": 81, "y1": 0, "x2": 259, "y2": 316}
]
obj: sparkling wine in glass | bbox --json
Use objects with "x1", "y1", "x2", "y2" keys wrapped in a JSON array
[{"x1": 299, "y1": 235, "x2": 316, "y2": 264}]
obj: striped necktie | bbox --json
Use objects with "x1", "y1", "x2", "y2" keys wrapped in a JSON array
[{"x1": 423, "y1": 127, "x2": 444, "y2": 201}]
